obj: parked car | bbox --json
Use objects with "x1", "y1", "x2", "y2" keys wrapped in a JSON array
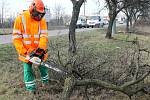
[
  {"x1": 76, "y1": 18, "x2": 87, "y2": 28},
  {"x1": 86, "y1": 16, "x2": 104, "y2": 28}
]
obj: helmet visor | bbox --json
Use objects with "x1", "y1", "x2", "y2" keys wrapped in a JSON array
[{"x1": 32, "y1": 8, "x2": 45, "y2": 21}]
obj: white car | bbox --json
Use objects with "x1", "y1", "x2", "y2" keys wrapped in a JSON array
[
  {"x1": 76, "y1": 19, "x2": 87, "y2": 28},
  {"x1": 86, "y1": 16, "x2": 104, "y2": 28}
]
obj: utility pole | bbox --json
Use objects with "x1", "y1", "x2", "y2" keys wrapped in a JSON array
[
  {"x1": 84, "y1": 1, "x2": 85, "y2": 16},
  {"x1": 83, "y1": 0, "x2": 86, "y2": 16}
]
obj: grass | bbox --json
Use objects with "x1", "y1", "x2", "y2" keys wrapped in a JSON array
[
  {"x1": 0, "y1": 29, "x2": 150, "y2": 100},
  {"x1": 0, "y1": 28, "x2": 12, "y2": 35}
]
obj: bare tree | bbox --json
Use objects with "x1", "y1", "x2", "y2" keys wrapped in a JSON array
[
  {"x1": 103, "y1": 0, "x2": 150, "y2": 39},
  {"x1": 63, "y1": 15, "x2": 72, "y2": 26},
  {"x1": 122, "y1": 1, "x2": 150, "y2": 33},
  {"x1": 68, "y1": 0, "x2": 85, "y2": 55},
  {"x1": 7, "y1": 14, "x2": 15, "y2": 28},
  {"x1": 53, "y1": 4, "x2": 65, "y2": 25},
  {"x1": 0, "y1": 0, "x2": 8, "y2": 28},
  {"x1": 95, "y1": 0, "x2": 107, "y2": 16}
]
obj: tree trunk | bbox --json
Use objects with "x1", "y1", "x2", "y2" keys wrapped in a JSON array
[
  {"x1": 129, "y1": 17, "x2": 132, "y2": 28},
  {"x1": 62, "y1": 77, "x2": 75, "y2": 100},
  {"x1": 126, "y1": 16, "x2": 130, "y2": 33},
  {"x1": 105, "y1": 13, "x2": 116, "y2": 39},
  {"x1": 68, "y1": 4, "x2": 80, "y2": 54}
]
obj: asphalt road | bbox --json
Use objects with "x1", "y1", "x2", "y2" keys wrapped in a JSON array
[{"x1": 0, "y1": 28, "x2": 99, "y2": 45}]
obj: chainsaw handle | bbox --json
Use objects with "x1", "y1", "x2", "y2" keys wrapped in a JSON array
[{"x1": 29, "y1": 48, "x2": 48, "y2": 59}]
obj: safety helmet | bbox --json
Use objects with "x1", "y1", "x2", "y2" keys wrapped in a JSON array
[{"x1": 29, "y1": 0, "x2": 45, "y2": 21}]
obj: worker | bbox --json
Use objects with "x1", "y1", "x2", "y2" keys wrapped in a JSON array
[{"x1": 12, "y1": 0, "x2": 49, "y2": 94}]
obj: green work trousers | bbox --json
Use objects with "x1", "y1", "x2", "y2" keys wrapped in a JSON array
[{"x1": 23, "y1": 62, "x2": 49, "y2": 91}]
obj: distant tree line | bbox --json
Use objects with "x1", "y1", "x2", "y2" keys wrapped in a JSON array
[
  {"x1": 0, "y1": 0, "x2": 72, "y2": 29},
  {"x1": 0, "y1": 17, "x2": 15, "y2": 28}
]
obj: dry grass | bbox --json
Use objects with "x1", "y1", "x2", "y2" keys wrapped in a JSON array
[{"x1": 0, "y1": 29, "x2": 150, "y2": 100}]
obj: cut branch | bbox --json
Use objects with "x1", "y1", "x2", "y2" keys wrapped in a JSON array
[{"x1": 121, "y1": 71, "x2": 150, "y2": 89}]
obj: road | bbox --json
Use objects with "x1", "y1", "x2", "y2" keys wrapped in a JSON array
[{"x1": 0, "y1": 28, "x2": 98, "y2": 44}]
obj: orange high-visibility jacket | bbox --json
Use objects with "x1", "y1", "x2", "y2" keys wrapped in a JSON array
[{"x1": 12, "y1": 10, "x2": 48, "y2": 63}]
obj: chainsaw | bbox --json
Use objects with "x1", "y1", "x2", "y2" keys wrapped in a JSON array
[
  {"x1": 28, "y1": 48, "x2": 82, "y2": 79},
  {"x1": 29, "y1": 48, "x2": 68, "y2": 76}
]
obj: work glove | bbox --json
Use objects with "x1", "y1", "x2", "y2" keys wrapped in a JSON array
[
  {"x1": 29, "y1": 56, "x2": 42, "y2": 67},
  {"x1": 26, "y1": 55, "x2": 30, "y2": 60},
  {"x1": 29, "y1": 48, "x2": 47, "y2": 67},
  {"x1": 30, "y1": 48, "x2": 47, "y2": 60}
]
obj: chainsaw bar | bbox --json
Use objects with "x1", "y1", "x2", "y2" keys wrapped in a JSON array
[
  {"x1": 41, "y1": 62, "x2": 82, "y2": 79},
  {"x1": 41, "y1": 62, "x2": 68, "y2": 75}
]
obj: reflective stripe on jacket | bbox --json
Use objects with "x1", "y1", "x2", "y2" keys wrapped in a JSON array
[{"x1": 12, "y1": 10, "x2": 48, "y2": 63}]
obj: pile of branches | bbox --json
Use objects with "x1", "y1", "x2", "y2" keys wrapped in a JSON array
[{"x1": 47, "y1": 39, "x2": 150, "y2": 100}]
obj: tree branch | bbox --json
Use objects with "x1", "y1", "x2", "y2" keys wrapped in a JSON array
[
  {"x1": 121, "y1": 71, "x2": 150, "y2": 89},
  {"x1": 76, "y1": 79, "x2": 123, "y2": 92}
]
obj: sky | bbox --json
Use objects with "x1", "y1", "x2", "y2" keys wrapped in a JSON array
[{"x1": 3, "y1": 0, "x2": 108, "y2": 17}]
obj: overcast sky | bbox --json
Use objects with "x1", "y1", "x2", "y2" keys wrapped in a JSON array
[{"x1": 5, "y1": 0, "x2": 108, "y2": 17}]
